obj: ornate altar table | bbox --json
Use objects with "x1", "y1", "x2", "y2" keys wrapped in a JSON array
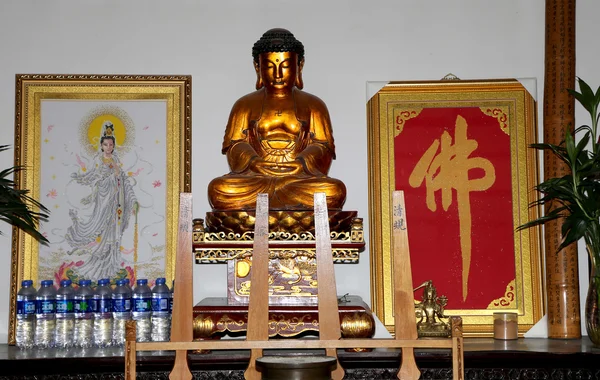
[
  {"x1": 1, "y1": 338, "x2": 599, "y2": 379},
  {"x1": 193, "y1": 214, "x2": 365, "y2": 306},
  {"x1": 192, "y1": 295, "x2": 375, "y2": 341}
]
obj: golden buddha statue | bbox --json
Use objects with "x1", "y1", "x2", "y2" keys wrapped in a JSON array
[
  {"x1": 196, "y1": 30, "x2": 364, "y2": 309},
  {"x1": 208, "y1": 28, "x2": 347, "y2": 211}
]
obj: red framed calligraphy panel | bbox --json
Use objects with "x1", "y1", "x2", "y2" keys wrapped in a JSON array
[{"x1": 367, "y1": 79, "x2": 544, "y2": 336}]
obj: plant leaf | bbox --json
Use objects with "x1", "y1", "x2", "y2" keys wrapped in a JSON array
[
  {"x1": 517, "y1": 206, "x2": 567, "y2": 231},
  {"x1": 0, "y1": 148, "x2": 50, "y2": 245},
  {"x1": 560, "y1": 216, "x2": 588, "y2": 249},
  {"x1": 576, "y1": 77, "x2": 596, "y2": 114},
  {"x1": 575, "y1": 131, "x2": 591, "y2": 159},
  {"x1": 569, "y1": 89, "x2": 591, "y2": 114},
  {"x1": 564, "y1": 129, "x2": 577, "y2": 165}
]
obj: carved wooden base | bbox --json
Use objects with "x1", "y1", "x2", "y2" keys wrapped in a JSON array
[
  {"x1": 193, "y1": 212, "x2": 365, "y2": 305},
  {"x1": 204, "y1": 210, "x2": 358, "y2": 234},
  {"x1": 192, "y1": 295, "x2": 375, "y2": 341}
]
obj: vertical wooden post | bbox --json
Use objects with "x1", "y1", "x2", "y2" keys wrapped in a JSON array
[
  {"x1": 169, "y1": 193, "x2": 194, "y2": 380},
  {"x1": 392, "y1": 191, "x2": 420, "y2": 380},
  {"x1": 450, "y1": 316, "x2": 464, "y2": 380},
  {"x1": 544, "y1": 0, "x2": 580, "y2": 339},
  {"x1": 124, "y1": 320, "x2": 137, "y2": 380},
  {"x1": 245, "y1": 194, "x2": 270, "y2": 380},
  {"x1": 314, "y1": 193, "x2": 344, "y2": 380}
]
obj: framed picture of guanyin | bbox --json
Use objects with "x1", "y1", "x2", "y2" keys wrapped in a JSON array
[
  {"x1": 367, "y1": 79, "x2": 544, "y2": 336},
  {"x1": 9, "y1": 74, "x2": 191, "y2": 344}
]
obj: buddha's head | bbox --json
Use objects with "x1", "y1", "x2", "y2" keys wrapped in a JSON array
[{"x1": 252, "y1": 28, "x2": 305, "y2": 90}]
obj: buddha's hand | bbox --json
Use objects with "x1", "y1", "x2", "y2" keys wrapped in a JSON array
[{"x1": 250, "y1": 158, "x2": 303, "y2": 176}]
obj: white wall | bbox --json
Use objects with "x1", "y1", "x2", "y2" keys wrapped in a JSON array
[{"x1": 0, "y1": 0, "x2": 598, "y2": 343}]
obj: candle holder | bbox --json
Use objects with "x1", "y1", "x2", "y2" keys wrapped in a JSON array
[{"x1": 493, "y1": 312, "x2": 518, "y2": 340}]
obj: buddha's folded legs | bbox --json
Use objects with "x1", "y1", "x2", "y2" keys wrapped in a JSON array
[
  {"x1": 208, "y1": 175, "x2": 275, "y2": 210},
  {"x1": 208, "y1": 174, "x2": 346, "y2": 211},
  {"x1": 271, "y1": 177, "x2": 346, "y2": 210}
]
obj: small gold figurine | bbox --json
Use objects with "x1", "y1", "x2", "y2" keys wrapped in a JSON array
[
  {"x1": 414, "y1": 280, "x2": 451, "y2": 337},
  {"x1": 207, "y1": 28, "x2": 347, "y2": 211}
]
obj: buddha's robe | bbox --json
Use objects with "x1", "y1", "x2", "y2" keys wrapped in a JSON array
[{"x1": 208, "y1": 88, "x2": 346, "y2": 210}]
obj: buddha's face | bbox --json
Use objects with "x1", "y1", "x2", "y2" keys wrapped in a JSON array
[{"x1": 257, "y1": 52, "x2": 299, "y2": 91}]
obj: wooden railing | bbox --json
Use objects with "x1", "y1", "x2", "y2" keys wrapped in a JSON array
[{"x1": 125, "y1": 192, "x2": 464, "y2": 380}]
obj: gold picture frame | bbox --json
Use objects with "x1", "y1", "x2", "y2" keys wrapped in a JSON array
[
  {"x1": 9, "y1": 74, "x2": 191, "y2": 344},
  {"x1": 367, "y1": 79, "x2": 544, "y2": 336}
]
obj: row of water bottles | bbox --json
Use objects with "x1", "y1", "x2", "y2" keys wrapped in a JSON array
[{"x1": 16, "y1": 277, "x2": 172, "y2": 349}]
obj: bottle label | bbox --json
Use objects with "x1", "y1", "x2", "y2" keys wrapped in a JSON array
[
  {"x1": 36, "y1": 300, "x2": 55, "y2": 314},
  {"x1": 152, "y1": 295, "x2": 170, "y2": 312},
  {"x1": 89, "y1": 299, "x2": 98, "y2": 312},
  {"x1": 74, "y1": 299, "x2": 93, "y2": 313},
  {"x1": 56, "y1": 299, "x2": 74, "y2": 314},
  {"x1": 97, "y1": 298, "x2": 111, "y2": 313},
  {"x1": 133, "y1": 297, "x2": 152, "y2": 312},
  {"x1": 17, "y1": 300, "x2": 36, "y2": 315},
  {"x1": 113, "y1": 298, "x2": 131, "y2": 312}
]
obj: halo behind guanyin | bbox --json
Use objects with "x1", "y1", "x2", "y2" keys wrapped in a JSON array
[{"x1": 78, "y1": 105, "x2": 135, "y2": 156}]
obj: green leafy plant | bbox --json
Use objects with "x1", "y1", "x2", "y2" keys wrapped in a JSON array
[
  {"x1": 518, "y1": 77, "x2": 600, "y2": 344},
  {"x1": 0, "y1": 145, "x2": 49, "y2": 244},
  {"x1": 518, "y1": 77, "x2": 600, "y2": 254}
]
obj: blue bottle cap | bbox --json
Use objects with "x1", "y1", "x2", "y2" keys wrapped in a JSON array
[
  {"x1": 79, "y1": 279, "x2": 92, "y2": 286},
  {"x1": 21, "y1": 280, "x2": 33, "y2": 287},
  {"x1": 137, "y1": 279, "x2": 148, "y2": 286},
  {"x1": 41, "y1": 280, "x2": 53, "y2": 287},
  {"x1": 98, "y1": 278, "x2": 110, "y2": 286},
  {"x1": 124, "y1": 279, "x2": 130, "y2": 285},
  {"x1": 116, "y1": 279, "x2": 125, "y2": 286},
  {"x1": 155, "y1": 278, "x2": 166, "y2": 285}
]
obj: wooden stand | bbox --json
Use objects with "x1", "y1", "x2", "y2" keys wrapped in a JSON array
[
  {"x1": 125, "y1": 191, "x2": 464, "y2": 380},
  {"x1": 393, "y1": 191, "x2": 420, "y2": 378},
  {"x1": 245, "y1": 194, "x2": 271, "y2": 379}
]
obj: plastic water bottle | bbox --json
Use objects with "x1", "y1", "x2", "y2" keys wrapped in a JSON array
[
  {"x1": 55, "y1": 279, "x2": 75, "y2": 349},
  {"x1": 35, "y1": 280, "x2": 56, "y2": 348},
  {"x1": 169, "y1": 280, "x2": 174, "y2": 314},
  {"x1": 151, "y1": 277, "x2": 171, "y2": 342},
  {"x1": 132, "y1": 279, "x2": 152, "y2": 342},
  {"x1": 16, "y1": 280, "x2": 37, "y2": 349},
  {"x1": 73, "y1": 279, "x2": 94, "y2": 348},
  {"x1": 93, "y1": 278, "x2": 113, "y2": 347},
  {"x1": 112, "y1": 279, "x2": 132, "y2": 346}
]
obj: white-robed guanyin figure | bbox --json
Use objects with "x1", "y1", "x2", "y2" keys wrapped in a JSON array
[{"x1": 65, "y1": 121, "x2": 138, "y2": 280}]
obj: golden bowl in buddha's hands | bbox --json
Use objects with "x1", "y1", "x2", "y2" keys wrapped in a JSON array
[
  {"x1": 260, "y1": 161, "x2": 300, "y2": 175},
  {"x1": 261, "y1": 139, "x2": 296, "y2": 153}
]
